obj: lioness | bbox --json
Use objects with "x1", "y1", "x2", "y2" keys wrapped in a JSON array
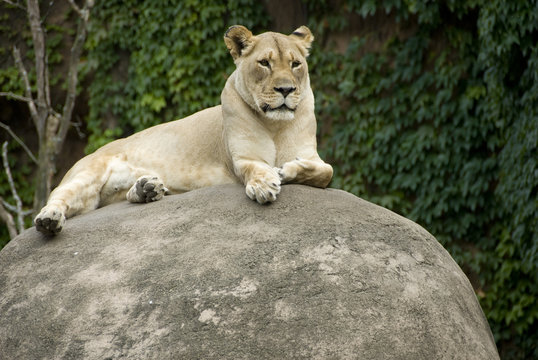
[{"x1": 34, "y1": 25, "x2": 333, "y2": 235}]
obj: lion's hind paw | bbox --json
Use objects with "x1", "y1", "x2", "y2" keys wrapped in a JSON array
[
  {"x1": 127, "y1": 176, "x2": 167, "y2": 203},
  {"x1": 34, "y1": 206, "x2": 66, "y2": 235}
]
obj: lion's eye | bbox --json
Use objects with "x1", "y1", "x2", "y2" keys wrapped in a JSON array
[
  {"x1": 292, "y1": 61, "x2": 301, "y2": 68},
  {"x1": 259, "y1": 59, "x2": 270, "y2": 68}
]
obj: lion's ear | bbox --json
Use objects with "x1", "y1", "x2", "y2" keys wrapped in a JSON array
[
  {"x1": 290, "y1": 26, "x2": 314, "y2": 56},
  {"x1": 224, "y1": 25, "x2": 254, "y2": 60}
]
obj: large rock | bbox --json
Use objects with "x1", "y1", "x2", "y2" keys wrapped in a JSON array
[{"x1": 0, "y1": 184, "x2": 498, "y2": 359}]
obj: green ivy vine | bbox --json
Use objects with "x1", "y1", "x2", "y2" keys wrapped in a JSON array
[
  {"x1": 306, "y1": 1, "x2": 537, "y2": 358},
  {"x1": 84, "y1": 0, "x2": 269, "y2": 152},
  {"x1": 1, "y1": 1, "x2": 535, "y2": 358}
]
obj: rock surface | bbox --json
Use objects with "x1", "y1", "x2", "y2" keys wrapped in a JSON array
[{"x1": 0, "y1": 184, "x2": 498, "y2": 359}]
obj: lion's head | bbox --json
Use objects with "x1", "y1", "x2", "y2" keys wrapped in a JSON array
[{"x1": 224, "y1": 25, "x2": 314, "y2": 121}]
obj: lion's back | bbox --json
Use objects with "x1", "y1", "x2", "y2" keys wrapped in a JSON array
[
  {"x1": 96, "y1": 105, "x2": 223, "y2": 158},
  {"x1": 82, "y1": 105, "x2": 235, "y2": 189}
]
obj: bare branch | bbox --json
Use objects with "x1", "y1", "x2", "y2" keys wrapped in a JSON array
[
  {"x1": 2, "y1": 141, "x2": 25, "y2": 233},
  {"x1": 0, "y1": 122, "x2": 38, "y2": 163},
  {"x1": 0, "y1": 197, "x2": 18, "y2": 239},
  {"x1": 69, "y1": 0, "x2": 94, "y2": 22},
  {"x1": 12, "y1": 46, "x2": 41, "y2": 135},
  {"x1": 67, "y1": 0, "x2": 83, "y2": 19},
  {"x1": 26, "y1": 0, "x2": 47, "y2": 107},
  {"x1": 1, "y1": 0, "x2": 25, "y2": 10},
  {"x1": 25, "y1": 0, "x2": 50, "y2": 143},
  {"x1": 56, "y1": 0, "x2": 93, "y2": 155},
  {"x1": 0, "y1": 91, "x2": 33, "y2": 103},
  {"x1": 44, "y1": 48, "x2": 51, "y2": 109},
  {"x1": 2, "y1": 199, "x2": 33, "y2": 216},
  {"x1": 72, "y1": 116, "x2": 86, "y2": 139}
]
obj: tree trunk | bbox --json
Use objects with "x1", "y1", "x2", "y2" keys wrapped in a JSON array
[
  {"x1": 33, "y1": 141, "x2": 55, "y2": 216},
  {"x1": 3, "y1": 0, "x2": 92, "y2": 219}
]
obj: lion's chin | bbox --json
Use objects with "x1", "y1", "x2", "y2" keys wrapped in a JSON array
[
  {"x1": 261, "y1": 104, "x2": 296, "y2": 121},
  {"x1": 264, "y1": 108, "x2": 295, "y2": 121}
]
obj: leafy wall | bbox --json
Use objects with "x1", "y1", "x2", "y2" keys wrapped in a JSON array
[
  {"x1": 305, "y1": 1, "x2": 537, "y2": 358},
  {"x1": 1, "y1": 0, "x2": 536, "y2": 358},
  {"x1": 84, "y1": 0, "x2": 268, "y2": 152}
]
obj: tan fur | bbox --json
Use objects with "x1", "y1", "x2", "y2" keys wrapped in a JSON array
[{"x1": 34, "y1": 25, "x2": 333, "y2": 235}]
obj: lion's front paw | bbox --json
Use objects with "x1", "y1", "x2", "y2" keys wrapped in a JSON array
[
  {"x1": 245, "y1": 171, "x2": 281, "y2": 204},
  {"x1": 127, "y1": 176, "x2": 167, "y2": 203},
  {"x1": 34, "y1": 205, "x2": 66, "y2": 235},
  {"x1": 276, "y1": 158, "x2": 306, "y2": 183}
]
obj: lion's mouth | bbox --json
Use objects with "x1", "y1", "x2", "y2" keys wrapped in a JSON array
[{"x1": 262, "y1": 104, "x2": 295, "y2": 113}]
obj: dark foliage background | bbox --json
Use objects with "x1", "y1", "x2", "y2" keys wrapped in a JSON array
[{"x1": 0, "y1": 0, "x2": 536, "y2": 358}]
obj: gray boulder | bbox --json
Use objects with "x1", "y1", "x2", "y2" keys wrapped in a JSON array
[{"x1": 0, "y1": 184, "x2": 499, "y2": 359}]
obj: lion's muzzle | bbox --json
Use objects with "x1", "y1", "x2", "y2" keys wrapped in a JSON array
[{"x1": 274, "y1": 86, "x2": 296, "y2": 98}]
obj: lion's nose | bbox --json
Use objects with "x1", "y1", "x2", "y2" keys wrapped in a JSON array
[{"x1": 274, "y1": 86, "x2": 296, "y2": 97}]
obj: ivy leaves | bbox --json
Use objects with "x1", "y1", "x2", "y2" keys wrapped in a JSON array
[
  {"x1": 307, "y1": 1, "x2": 536, "y2": 358},
  {"x1": 84, "y1": 0, "x2": 268, "y2": 153}
]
